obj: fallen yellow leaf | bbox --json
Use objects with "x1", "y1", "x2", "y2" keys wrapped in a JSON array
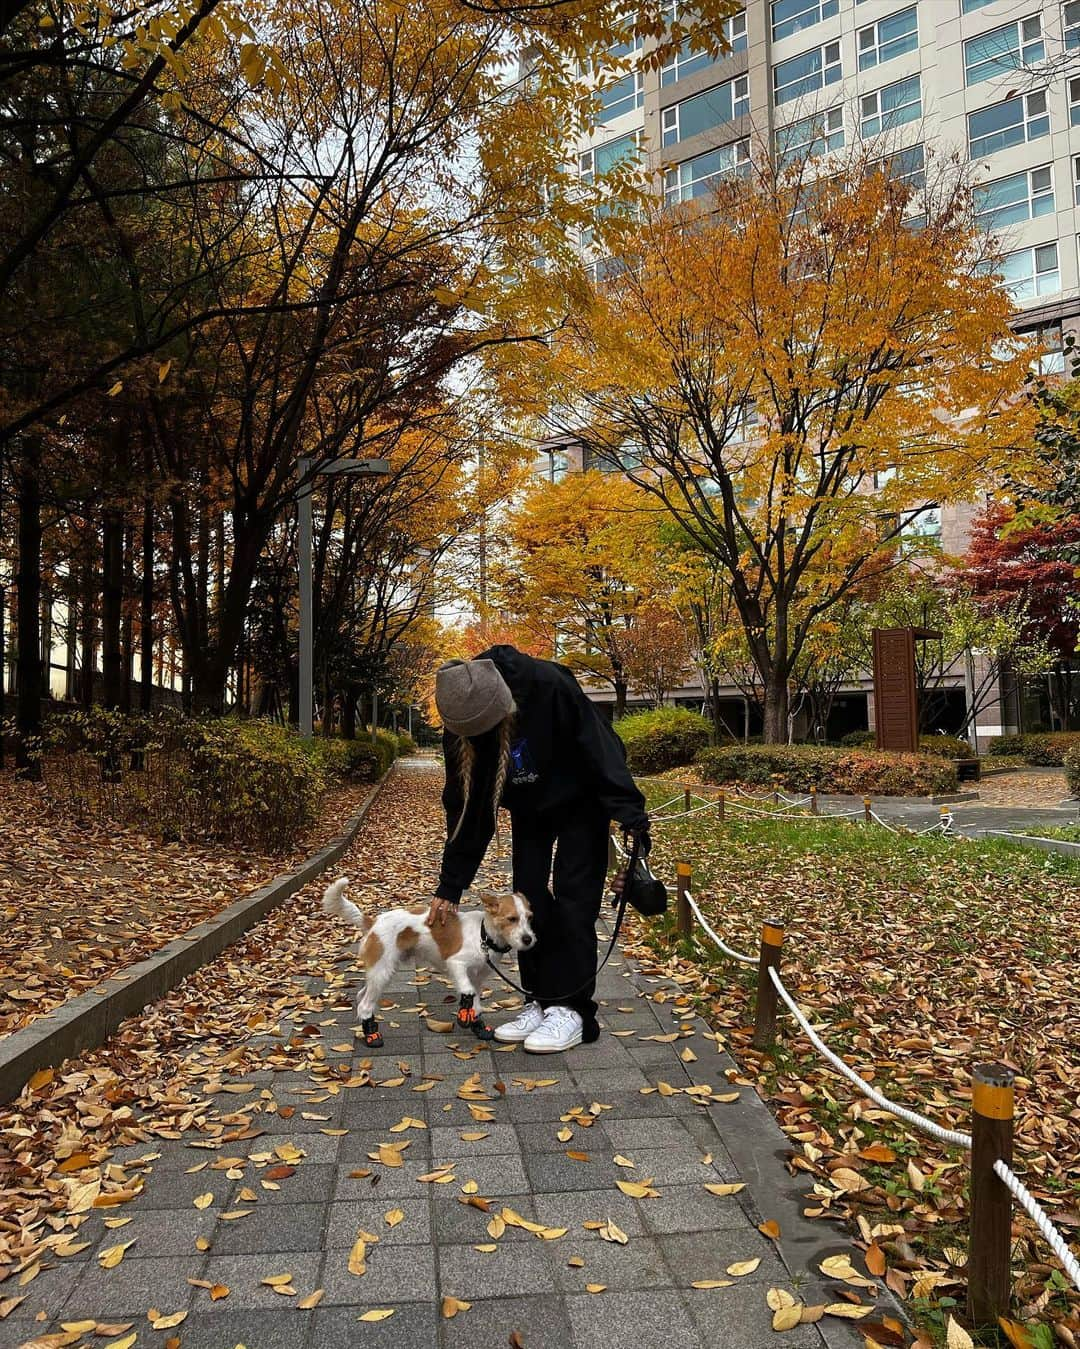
[
  {"x1": 193, "y1": 1192, "x2": 214, "y2": 1210},
  {"x1": 726, "y1": 1258, "x2": 761, "y2": 1277},
  {"x1": 298, "y1": 1290, "x2": 325, "y2": 1309},
  {"x1": 98, "y1": 1240, "x2": 136, "y2": 1269},
  {"x1": 348, "y1": 1237, "x2": 367, "y2": 1276},
  {"x1": 359, "y1": 1308, "x2": 396, "y2": 1322},
  {"x1": 442, "y1": 1296, "x2": 472, "y2": 1318}
]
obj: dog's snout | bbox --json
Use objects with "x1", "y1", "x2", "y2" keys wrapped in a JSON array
[{"x1": 522, "y1": 934, "x2": 535, "y2": 948}]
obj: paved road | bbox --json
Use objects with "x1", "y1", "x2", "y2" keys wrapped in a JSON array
[{"x1": 1, "y1": 762, "x2": 880, "y2": 1349}]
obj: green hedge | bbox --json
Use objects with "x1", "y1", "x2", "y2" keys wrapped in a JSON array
[
  {"x1": 840, "y1": 729, "x2": 972, "y2": 759},
  {"x1": 1065, "y1": 745, "x2": 1080, "y2": 796},
  {"x1": 41, "y1": 711, "x2": 328, "y2": 851},
  {"x1": 987, "y1": 732, "x2": 1080, "y2": 766},
  {"x1": 694, "y1": 743, "x2": 957, "y2": 796},
  {"x1": 396, "y1": 732, "x2": 418, "y2": 756},
  {"x1": 615, "y1": 708, "x2": 712, "y2": 773}
]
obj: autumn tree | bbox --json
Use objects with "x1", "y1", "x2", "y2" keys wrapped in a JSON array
[
  {"x1": 538, "y1": 152, "x2": 1033, "y2": 742},
  {"x1": 496, "y1": 471, "x2": 665, "y2": 714},
  {"x1": 962, "y1": 502, "x2": 1080, "y2": 729},
  {"x1": 614, "y1": 601, "x2": 692, "y2": 707}
]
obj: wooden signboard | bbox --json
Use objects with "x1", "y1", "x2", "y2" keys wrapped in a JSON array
[{"x1": 872, "y1": 627, "x2": 919, "y2": 753}]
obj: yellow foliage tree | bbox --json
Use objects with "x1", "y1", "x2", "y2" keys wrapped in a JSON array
[
  {"x1": 496, "y1": 471, "x2": 668, "y2": 713},
  {"x1": 538, "y1": 153, "x2": 1034, "y2": 741}
]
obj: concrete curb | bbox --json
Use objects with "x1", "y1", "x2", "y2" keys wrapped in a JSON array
[
  {"x1": 977, "y1": 828, "x2": 1080, "y2": 860},
  {"x1": 0, "y1": 767, "x2": 393, "y2": 1106}
]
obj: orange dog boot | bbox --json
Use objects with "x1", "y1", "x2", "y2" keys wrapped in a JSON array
[
  {"x1": 361, "y1": 1016, "x2": 383, "y2": 1048},
  {"x1": 457, "y1": 996, "x2": 495, "y2": 1041}
]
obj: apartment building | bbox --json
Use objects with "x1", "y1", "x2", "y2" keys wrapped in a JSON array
[{"x1": 535, "y1": 0, "x2": 1080, "y2": 738}]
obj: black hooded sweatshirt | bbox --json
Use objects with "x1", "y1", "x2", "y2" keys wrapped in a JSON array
[{"x1": 435, "y1": 646, "x2": 648, "y2": 904}]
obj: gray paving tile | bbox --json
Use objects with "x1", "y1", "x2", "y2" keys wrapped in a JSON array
[
  {"x1": 431, "y1": 1194, "x2": 541, "y2": 1246},
  {"x1": 0, "y1": 1261, "x2": 77, "y2": 1326},
  {"x1": 132, "y1": 1167, "x2": 239, "y2": 1210},
  {"x1": 641, "y1": 1183, "x2": 758, "y2": 1235},
  {"x1": 657, "y1": 1229, "x2": 789, "y2": 1284},
  {"x1": 233, "y1": 1163, "x2": 336, "y2": 1206},
  {"x1": 682, "y1": 1284, "x2": 827, "y2": 1348},
  {"x1": 319, "y1": 1242, "x2": 436, "y2": 1304},
  {"x1": 172, "y1": 1308, "x2": 322, "y2": 1348},
  {"x1": 552, "y1": 1233, "x2": 674, "y2": 1293},
  {"x1": 324, "y1": 1199, "x2": 431, "y2": 1248},
  {"x1": 65, "y1": 1253, "x2": 207, "y2": 1317},
  {"x1": 438, "y1": 1242, "x2": 556, "y2": 1298},
  {"x1": 599, "y1": 1116, "x2": 701, "y2": 1150},
  {"x1": 514, "y1": 1120, "x2": 598, "y2": 1153},
  {"x1": 524, "y1": 1151, "x2": 621, "y2": 1193},
  {"x1": 339, "y1": 1096, "x2": 433, "y2": 1128},
  {"x1": 532, "y1": 1188, "x2": 647, "y2": 1237},
  {"x1": 80, "y1": 1205, "x2": 218, "y2": 1259},
  {"x1": 568, "y1": 1065, "x2": 654, "y2": 1093},
  {"x1": 307, "y1": 1301, "x2": 439, "y2": 1349},
  {"x1": 566, "y1": 1288, "x2": 704, "y2": 1348},
  {"x1": 431, "y1": 1123, "x2": 519, "y2": 1156},
  {"x1": 505, "y1": 1092, "x2": 593, "y2": 1122},
  {"x1": 198, "y1": 1251, "x2": 323, "y2": 1309},
  {"x1": 440, "y1": 1294, "x2": 575, "y2": 1349},
  {"x1": 338, "y1": 1129, "x2": 432, "y2": 1162},
  {"x1": 618, "y1": 1146, "x2": 730, "y2": 1186},
  {"x1": 205, "y1": 1201, "x2": 327, "y2": 1255}
]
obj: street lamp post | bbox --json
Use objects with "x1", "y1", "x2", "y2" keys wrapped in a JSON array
[{"x1": 297, "y1": 455, "x2": 390, "y2": 738}]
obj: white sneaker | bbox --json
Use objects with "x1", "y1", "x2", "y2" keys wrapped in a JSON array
[
  {"x1": 523, "y1": 1006, "x2": 583, "y2": 1054},
  {"x1": 493, "y1": 1001, "x2": 545, "y2": 1043}
]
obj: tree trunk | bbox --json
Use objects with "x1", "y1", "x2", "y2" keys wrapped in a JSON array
[
  {"x1": 140, "y1": 492, "x2": 154, "y2": 712},
  {"x1": 614, "y1": 678, "x2": 627, "y2": 717},
  {"x1": 64, "y1": 578, "x2": 77, "y2": 701},
  {"x1": 79, "y1": 551, "x2": 95, "y2": 708},
  {"x1": 121, "y1": 524, "x2": 134, "y2": 713},
  {"x1": 101, "y1": 506, "x2": 124, "y2": 709},
  {"x1": 15, "y1": 438, "x2": 43, "y2": 779},
  {"x1": 762, "y1": 676, "x2": 789, "y2": 745}
]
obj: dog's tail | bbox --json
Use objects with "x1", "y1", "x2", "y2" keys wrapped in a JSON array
[{"x1": 321, "y1": 876, "x2": 370, "y2": 932}]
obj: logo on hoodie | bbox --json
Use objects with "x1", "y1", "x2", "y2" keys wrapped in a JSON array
[{"x1": 508, "y1": 738, "x2": 539, "y2": 785}]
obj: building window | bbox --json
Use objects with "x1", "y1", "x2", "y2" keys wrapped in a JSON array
[
  {"x1": 578, "y1": 132, "x2": 640, "y2": 182},
  {"x1": 1066, "y1": 0, "x2": 1080, "y2": 50},
  {"x1": 860, "y1": 73, "x2": 921, "y2": 137},
  {"x1": 963, "y1": 16, "x2": 1043, "y2": 86},
  {"x1": 662, "y1": 76, "x2": 749, "y2": 145},
  {"x1": 776, "y1": 107, "x2": 844, "y2": 163},
  {"x1": 901, "y1": 507, "x2": 942, "y2": 551},
  {"x1": 773, "y1": 41, "x2": 841, "y2": 104},
  {"x1": 1020, "y1": 320, "x2": 1065, "y2": 374},
  {"x1": 1075, "y1": 155, "x2": 1080, "y2": 206},
  {"x1": 772, "y1": 0, "x2": 839, "y2": 43},
  {"x1": 1071, "y1": 77, "x2": 1080, "y2": 125},
  {"x1": 967, "y1": 90, "x2": 1048, "y2": 157},
  {"x1": 661, "y1": 5, "x2": 747, "y2": 85},
  {"x1": 597, "y1": 69, "x2": 644, "y2": 122},
  {"x1": 872, "y1": 142, "x2": 925, "y2": 190},
  {"x1": 664, "y1": 139, "x2": 751, "y2": 204},
  {"x1": 962, "y1": 0, "x2": 998, "y2": 11},
  {"x1": 857, "y1": 6, "x2": 918, "y2": 71},
  {"x1": 974, "y1": 166, "x2": 1054, "y2": 230},
  {"x1": 991, "y1": 242, "x2": 1060, "y2": 300},
  {"x1": 584, "y1": 256, "x2": 627, "y2": 284}
]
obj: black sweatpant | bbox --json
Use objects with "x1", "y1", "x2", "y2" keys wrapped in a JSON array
[{"x1": 510, "y1": 804, "x2": 610, "y2": 1030}]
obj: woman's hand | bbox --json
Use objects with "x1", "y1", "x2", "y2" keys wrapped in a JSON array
[{"x1": 428, "y1": 897, "x2": 456, "y2": 926}]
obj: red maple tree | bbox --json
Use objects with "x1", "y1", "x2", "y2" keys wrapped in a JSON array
[{"x1": 963, "y1": 502, "x2": 1080, "y2": 660}]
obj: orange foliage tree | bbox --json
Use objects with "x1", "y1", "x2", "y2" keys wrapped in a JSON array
[{"x1": 536, "y1": 154, "x2": 1033, "y2": 742}]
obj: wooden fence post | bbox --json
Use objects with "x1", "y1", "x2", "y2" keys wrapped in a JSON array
[
  {"x1": 863, "y1": 796, "x2": 872, "y2": 824},
  {"x1": 675, "y1": 861, "x2": 692, "y2": 940},
  {"x1": 968, "y1": 1063, "x2": 1015, "y2": 1326},
  {"x1": 810, "y1": 786, "x2": 819, "y2": 815},
  {"x1": 772, "y1": 787, "x2": 780, "y2": 807},
  {"x1": 684, "y1": 785, "x2": 692, "y2": 812},
  {"x1": 752, "y1": 919, "x2": 785, "y2": 1050},
  {"x1": 717, "y1": 790, "x2": 725, "y2": 823}
]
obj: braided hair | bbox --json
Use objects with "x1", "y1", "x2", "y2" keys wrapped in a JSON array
[{"x1": 448, "y1": 711, "x2": 515, "y2": 846}]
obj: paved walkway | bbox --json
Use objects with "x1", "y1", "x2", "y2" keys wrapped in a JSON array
[{"x1": 1, "y1": 762, "x2": 877, "y2": 1348}]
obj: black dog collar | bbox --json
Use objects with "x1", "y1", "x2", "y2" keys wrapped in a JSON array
[{"x1": 480, "y1": 922, "x2": 511, "y2": 956}]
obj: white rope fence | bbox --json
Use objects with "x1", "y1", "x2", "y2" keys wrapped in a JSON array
[
  {"x1": 994, "y1": 1162, "x2": 1080, "y2": 1294},
  {"x1": 765, "y1": 966, "x2": 974, "y2": 1150},
  {"x1": 683, "y1": 889, "x2": 757, "y2": 964}
]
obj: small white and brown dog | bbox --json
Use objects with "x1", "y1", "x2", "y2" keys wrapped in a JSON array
[{"x1": 321, "y1": 877, "x2": 535, "y2": 1047}]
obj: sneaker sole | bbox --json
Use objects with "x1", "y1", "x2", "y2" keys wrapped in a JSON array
[
  {"x1": 492, "y1": 1029, "x2": 534, "y2": 1043},
  {"x1": 523, "y1": 1031, "x2": 583, "y2": 1054}
]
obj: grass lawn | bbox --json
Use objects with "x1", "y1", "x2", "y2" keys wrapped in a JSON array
[
  {"x1": 1018, "y1": 825, "x2": 1080, "y2": 844},
  {"x1": 630, "y1": 783, "x2": 1080, "y2": 1345}
]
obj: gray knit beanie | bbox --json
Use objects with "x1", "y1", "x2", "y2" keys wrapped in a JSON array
[{"x1": 435, "y1": 658, "x2": 513, "y2": 737}]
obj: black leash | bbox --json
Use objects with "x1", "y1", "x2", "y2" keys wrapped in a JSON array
[{"x1": 481, "y1": 835, "x2": 640, "y2": 1004}]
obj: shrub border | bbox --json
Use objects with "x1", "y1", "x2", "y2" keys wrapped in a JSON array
[{"x1": 0, "y1": 765, "x2": 395, "y2": 1106}]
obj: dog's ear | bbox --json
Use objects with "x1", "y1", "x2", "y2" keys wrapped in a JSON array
[{"x1": 478, "y1": 890, "x2": 502, "y2": 912}]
